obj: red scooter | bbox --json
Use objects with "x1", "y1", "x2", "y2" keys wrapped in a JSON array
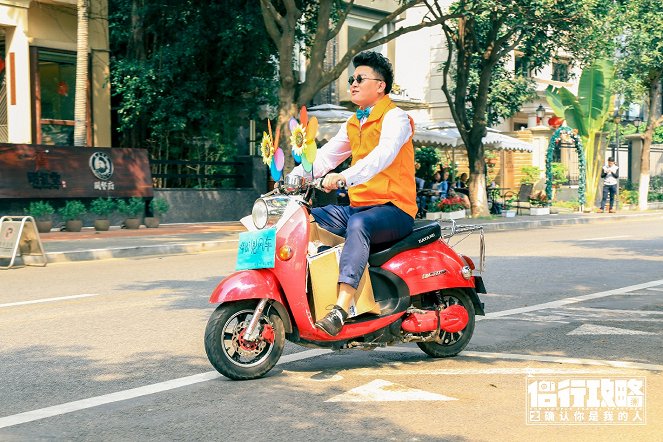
[{"x1": 204, "y1": 176, "x2": 486, "y2": 380}]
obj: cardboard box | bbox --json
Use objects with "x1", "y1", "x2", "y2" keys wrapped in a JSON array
[{"x1": 308, "y1": 243, "x2": 380, "y2": 321}]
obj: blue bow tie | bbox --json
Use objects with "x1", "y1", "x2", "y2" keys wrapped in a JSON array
[{"x1": 356, "y1": 107, "x2": 371, "y2": 120}]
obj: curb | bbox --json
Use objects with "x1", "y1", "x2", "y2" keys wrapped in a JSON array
[
  {"x1": 45, "y1": 239, "x2": 239, "y2": 264},
  {"x1": 469, "y1": 212, "x2": 662, "y2": 232},
  {"x1": 43, "y1": 211, "x2": 662, "y2": 263}
]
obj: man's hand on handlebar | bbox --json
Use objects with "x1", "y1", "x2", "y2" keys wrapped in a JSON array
[{"x1": 322, "y1": 173, "x2": 346, "y2": 192}]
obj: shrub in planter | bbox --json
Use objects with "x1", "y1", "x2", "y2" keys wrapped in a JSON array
[
  {"x1": 117, "y1": 197, "x2": 144, "y2": 229},
  {"x1": 144, "y1": 198, "x2": 170, "y2": 228},
  {"x1": 90, "y1": 197, "x2": 116, "y2": 231},
  {"x1": 58, "y1": 200, "x2": 86, "y2": 232},
  {"x1": 26, "y1": 201, "x2": 55, "y2": 233}
]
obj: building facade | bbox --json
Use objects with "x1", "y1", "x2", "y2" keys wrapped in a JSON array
[{"x1": 0, "y1": 0, "x2": 110, "y2": 147}]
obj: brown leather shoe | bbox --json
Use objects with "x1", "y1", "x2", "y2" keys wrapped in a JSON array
[{"x1": 609, "y1": 209, "x2": 616, "y2": 213}]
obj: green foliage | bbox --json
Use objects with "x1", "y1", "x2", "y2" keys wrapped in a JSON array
[
  {"x1": 90, "y1": 198, "x2": 116, "y2": 218},
  {"x1": 439, "y1": 0, "x2": 612, "y2": 216},
  {"x1": 520, "y1": 166, "x2": 541, "y2": 185},
  {"x1": 552, "y1": 200, "x2": 581, "y2": 211},
  {"x1": 614, "y1": 0, "x2": 663, "y2": 107},
  {"x1": 25, "y1": 201, "x2": 55, "y2": 220},
  {"x1": 150, "y1": 198, "x2": 170, "y2": 215},
  {"x1": 619, "y1": 189, "x2": 639, "y2": 206},
  {"x1": 58, "y1": 200, "x2": 86, "y2": 221},
  {"x1": 546, "y1": 60, "x2": 615, "y2": 208},
  {"x1": 551, "y1": 163, "x2": 569, "y2": 187},
  {"x1": 109, "y1": 0, "x2": 278, "y2": 180},
  {"x1": 415, "y1": 147, "x2": 441, "y2": 180},
  {"x1": 117, "y1": 197, "x2": 145, "y2": 217}
]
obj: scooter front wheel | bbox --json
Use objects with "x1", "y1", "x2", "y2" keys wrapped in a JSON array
[
  {"x1": 205, "y1": 300, "x2": 285, "y2": 380},
  {"x1": 417, "y1": 289, "x2": 475, "y2": 358}
]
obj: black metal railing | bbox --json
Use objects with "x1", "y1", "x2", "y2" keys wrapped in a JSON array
[{"x1": 150, "y1": 158, "x2": 251, "y2": 189}]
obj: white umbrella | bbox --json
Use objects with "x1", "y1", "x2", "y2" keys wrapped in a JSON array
[{"x1": 416, "y1": 121, "x2": 533, "y2": 152}]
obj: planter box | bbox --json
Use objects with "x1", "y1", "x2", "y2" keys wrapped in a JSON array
[
  {"x1": 425, "y1": 211, "x2": 441, "y2": 220},
  {"x1": 439, "y1": 209, "x2": 466, "y2": 220},
  {"x1": 529, "y1": 207, "x2": 550, "y2": 216},
  {"x1": 502, "y1": 209, "x2": 516, "y2": 218}
]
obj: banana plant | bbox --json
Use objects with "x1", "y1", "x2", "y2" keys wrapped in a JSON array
[{"x1": 546, "y1": 59, "x2": 615, "y2": 209}]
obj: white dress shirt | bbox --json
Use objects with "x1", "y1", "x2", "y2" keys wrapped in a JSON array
[{"x1": 290, "y1": 107, "x2": 412, "y2": 187}]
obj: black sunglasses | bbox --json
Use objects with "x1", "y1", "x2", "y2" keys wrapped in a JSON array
[{"x1": 348, "y1": 74, "x2": 383, "y2": 85}]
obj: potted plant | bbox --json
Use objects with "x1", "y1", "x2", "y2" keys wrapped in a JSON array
[
  {"x1": 437, "y1": 196, "x2": 466, "y2": 220},
  {"x1": 89, "y1": 197, "x2": 116, "y2": 231},
  {"x1": 484, "y1": 150, "x2": 498, "y2": 167},
  {"x1": 58, "y1": 200, "x2": 87, "y2": 232},
  {"x1": 551, "y1": 162, "x2": 569, "y2": 200},
  {"x1": 502, "y1": 196, "x2": 517, "y2": 218},
  {"x1": 25, "y1": 201, "x2": 55, "y2": 233},
  {"x1": 117, "y1": 197, "x2": 144, "y2": 229},
  {"x1": 528, "y1": 191, "x2": 550, "y2": 215},
  {"x1": 144, "y1": 198, "x2": 170, "y2": 228}
]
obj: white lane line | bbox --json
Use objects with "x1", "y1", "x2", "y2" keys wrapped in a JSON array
[
  {"x1": 355, "y1": 368, "x2": 633, "y2": 376},
  {"x1": 0, "y1": 294, "x2": 102, "y2": 309},
  {"x1": 377, "y1": 347, "x2": 663, "y2": 371},
  {"x1": 0, "y1": 348, "x2": 331, "y2": 430},
  {"x1": 478, "y1": 279, "x2": 663, "y2": 320},
  {"x1": 579, "y1": 235, "x2": 631, "y2": 241},
  {"x1": 564, "y1": 306, "x2": 663, "y2": 315}
]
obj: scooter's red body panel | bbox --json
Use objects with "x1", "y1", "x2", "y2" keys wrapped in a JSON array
[
  {"x1": 381, "y1": 240, "x2": 474, "y2": 295},
  {"x1": 211, "y1": 199, "x2": 479, "y2": 343}
]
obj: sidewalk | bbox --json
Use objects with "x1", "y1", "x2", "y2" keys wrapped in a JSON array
[{"x1": 35, "y1": 210, "x2": 663, "y2": 264}]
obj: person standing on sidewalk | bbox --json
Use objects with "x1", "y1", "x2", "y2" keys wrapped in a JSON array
[{"x1": 598, "y1": 157, "x2": 619, "y2": 213}]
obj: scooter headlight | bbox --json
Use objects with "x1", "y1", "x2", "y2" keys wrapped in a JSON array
[
  {"x1": 252, "y1": 199, "x2": 269, "y2": 229},
  {"x1": 252, "y1": 196, "x2": 289, "y2": 230}
]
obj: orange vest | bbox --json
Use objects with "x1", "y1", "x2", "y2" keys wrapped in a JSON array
[{"x1": 346, "y1": 96, "x2": 417, "y2": 218}]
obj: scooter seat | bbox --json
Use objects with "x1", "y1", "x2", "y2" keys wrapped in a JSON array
[{"x1": 368, "y1": 221, "x2": 441, "y2": 267}]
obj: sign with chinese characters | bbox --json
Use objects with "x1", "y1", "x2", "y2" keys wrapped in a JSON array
[
  {"x1": 236, "y1": 228, "x2": 276, "y2": 271},
  {"x1": 526, "y1": 377, "x2": 646, "y2": 425},
  {"x1": 0, "y1": 144, "x2": 153, "y2": 198}
]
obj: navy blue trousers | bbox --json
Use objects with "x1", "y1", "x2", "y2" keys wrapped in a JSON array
[{"x1": 311, "y1": 204, "x2": 414, "y2": 289}]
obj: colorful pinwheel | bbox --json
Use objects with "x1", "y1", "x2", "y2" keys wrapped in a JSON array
[
  {"x1": 289, "y1": 106, "x2": 318, "y2": 173},
  {"x1": 260, "y1": 120, "x2": 283, "y2": 181}
]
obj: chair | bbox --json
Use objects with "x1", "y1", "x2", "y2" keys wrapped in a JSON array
[{"x1": 503, "y1": 183, "x2": 533, "y2": 215}]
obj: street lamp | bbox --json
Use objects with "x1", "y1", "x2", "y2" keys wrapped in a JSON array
[
  {"x1": 634, "y1": 117, "x2": 642, "y2": 132},
  {"x1": 536, "y1": 105, "x2": 546, "y2": 125}
]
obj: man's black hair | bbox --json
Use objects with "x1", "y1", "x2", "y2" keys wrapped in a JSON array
[{"x1": 352, "y1": 51, "x2": 394, "y2": 94}]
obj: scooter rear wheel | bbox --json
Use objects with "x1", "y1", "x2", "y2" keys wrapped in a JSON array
[
  {"x1": 205, "y1": 300, "x2": 285, "y2": 380},
  {"x1": 417, "y1": 289, "x2": 475, "y2": 358}
]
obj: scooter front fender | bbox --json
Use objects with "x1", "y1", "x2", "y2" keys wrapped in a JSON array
[{"x1": 209, "y1": 270, "x2": 293, "y2": 333}]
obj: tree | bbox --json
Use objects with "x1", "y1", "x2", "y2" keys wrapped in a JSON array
[
  {"x1": 614, "y1": 0, "x2": 663, "y2": 210},
  {"x1": 433, "y1": 0, "x2": 612, "y2": 216},
  {"x1": 546, "y1": 60, "x2": 615, "y2": 210},
  {"x1": 110, "y1": 0, "x2": 278, "y2": 170},
  {"x1": 258, "y1": 0, "x2": 458, "y2": 163},
  {"x1": 74, "y1": 0, "x2": 89, "y2": 146}
]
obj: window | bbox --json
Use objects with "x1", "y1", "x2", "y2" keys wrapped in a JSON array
[
  {"x1": 32, "y1": 48, "x2": 89, "y2": 146},
  {"x1": 552, "y1": 58, "x2": 569, "y2": 82},
  {"x1": 514, "y1": 53, "x2": 530, "y2": 77}
]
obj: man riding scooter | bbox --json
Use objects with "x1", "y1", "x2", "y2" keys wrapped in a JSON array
[{"x1": 290, "y1": 51, "x2": 417, "y2": 336}]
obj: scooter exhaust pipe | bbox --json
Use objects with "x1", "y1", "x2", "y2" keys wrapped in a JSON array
[{"x1": 401, "y1": 305, "x2": 469, "y2": 334}]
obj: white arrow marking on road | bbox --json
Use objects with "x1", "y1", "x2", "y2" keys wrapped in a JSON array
[
  {"x1": 567, "y1": 324, "x2": 657, "y2": 336},
  {"x1": 326, "y1": 379, "x2": 457, "y2": 403}
]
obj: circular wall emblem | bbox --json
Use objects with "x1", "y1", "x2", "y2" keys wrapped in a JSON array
[{"x1": 89, "y1": 152, "x2": 114, "y2": 180}]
